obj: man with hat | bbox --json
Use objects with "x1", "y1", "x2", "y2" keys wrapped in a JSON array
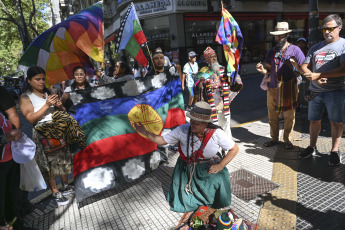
[
  {"x1": 296, "y1": 38, "x2": 308, "y2": 56},
  {"x1": 256, "y1": 22, "x2": 305, "y2": 149},
  {"x1": 182, "y1": 51, "x2": 199, "y2": 109},
  {"x1": 194, "y1": 47, "x2": 242, "y2": 138},
  {"x1": 291, "y1": 14, "x2": 345, "y2": 165}
]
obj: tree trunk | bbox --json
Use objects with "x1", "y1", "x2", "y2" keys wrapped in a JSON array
[
  {"x1": 14, "y1": 0, "x2": 32, "y2": 50},
  {"x1": 51, "y1": 0, "x2": 61, "y2": 25}
]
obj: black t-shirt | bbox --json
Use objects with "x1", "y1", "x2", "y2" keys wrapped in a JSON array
[{"x1": 0, "y1": 86, "x2": 16, "y2": 118}]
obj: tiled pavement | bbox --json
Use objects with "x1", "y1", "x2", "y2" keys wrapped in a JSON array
[{"x1": 23, "y1": 110, "x2": 345, "y2": 229}]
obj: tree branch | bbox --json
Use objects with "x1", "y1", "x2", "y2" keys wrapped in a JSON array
[
  {"x1": 29, "y1": 0, "x2": 38, "y2": 37},
  {"x1": 0, "y1": 0, "x2": 17, "y2": 22},
  {"x1": 0, "y1": 17, "x2": 19, "y2": 27}
]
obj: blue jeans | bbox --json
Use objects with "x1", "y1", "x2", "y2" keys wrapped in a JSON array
[{"x1": 308, "y1": 89, "x2": 345, "y2": 122}]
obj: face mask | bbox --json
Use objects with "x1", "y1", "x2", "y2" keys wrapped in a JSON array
[{"x1": 276, "y1": 37, "x2": 287, "y2": 50}]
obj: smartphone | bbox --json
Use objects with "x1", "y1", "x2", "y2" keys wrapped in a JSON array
[{"x1": 51, "y1": 88, "x2": 58, "y2": 95}]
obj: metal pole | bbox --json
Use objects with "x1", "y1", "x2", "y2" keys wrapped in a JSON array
[{"x1": 308, "y1": 0, "x2": 319, "y2": 47}]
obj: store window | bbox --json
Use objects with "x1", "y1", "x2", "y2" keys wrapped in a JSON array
[
  {"x1": 237, "y1": 19, "x2": 275, "y2": 63},
  {"x1": 286, "y1": 19, "x2": 308, "y2": 43},
  {"x1": 184, "y1": 19, "x2": 221, "y2": 61},
  {"x1": 141, "y1": 16, "x2": 171, "y2": 52}
]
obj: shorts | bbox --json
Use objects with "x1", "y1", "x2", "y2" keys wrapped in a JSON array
[
  {"x1": 308, "y1": 89, "x2": 345, "y2": 123},
  {"x1": 188, "y1": 87, "x2": 194, "y2": 97}
]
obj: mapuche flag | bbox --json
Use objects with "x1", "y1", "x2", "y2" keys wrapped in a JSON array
[
  {"x1": 215, "y1": 5, "x2": 243, "y2": 82},
  {"x1": 70, "y1": 73, "x2": 185, "y2": 204},
  {"x1": 115, "y1": 2, "x2": 148, "y2": 67}
]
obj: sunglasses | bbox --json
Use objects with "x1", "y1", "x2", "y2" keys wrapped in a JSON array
[{"x1": 321, "y1": 26, "x2": 338, "y2": 33}]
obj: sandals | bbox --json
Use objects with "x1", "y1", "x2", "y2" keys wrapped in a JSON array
[
  {"x1": 263, "y1": 140, "x2": 278, "y2": 147},
  {"x1": 284, "y1": 142, "x2": 294, "y2": 150}
]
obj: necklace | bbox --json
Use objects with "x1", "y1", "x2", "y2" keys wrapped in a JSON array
[
  {"x1": 33, "y1": 90, "x2": 46, "y2": 99},
  {"x1": 274, "y1": 43, "x2": 290, "y2": 65}
]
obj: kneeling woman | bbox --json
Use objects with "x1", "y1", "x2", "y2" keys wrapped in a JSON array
[{"x1": 135, "y1": 101, "x2": 239, "y2": 212}]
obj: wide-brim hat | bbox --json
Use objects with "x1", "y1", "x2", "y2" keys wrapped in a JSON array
[
  {"x1": 270, "y1": 22, "x2": 292, "y2": 35},
  {"x1": 186, "y1": 101, "x2": 213, "y2": 122}
]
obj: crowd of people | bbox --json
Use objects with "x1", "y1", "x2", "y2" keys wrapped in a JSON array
[{"x1": 1, "y1": 13, "x2": 345, "y2": 229}]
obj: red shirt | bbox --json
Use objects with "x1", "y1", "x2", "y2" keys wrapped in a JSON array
[{"x1": 0, "y1": 114, "x2": 13, "y2": 162}]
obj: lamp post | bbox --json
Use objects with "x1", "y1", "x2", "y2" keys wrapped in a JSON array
[{"x1": 308, "y1": 0, "x2": 319, "y2": 47}]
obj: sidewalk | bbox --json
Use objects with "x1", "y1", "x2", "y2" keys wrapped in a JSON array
[{"x1": 23, "y1": 109, "x2": 345, "y2": 230}]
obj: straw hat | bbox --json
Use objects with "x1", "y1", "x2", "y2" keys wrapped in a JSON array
[
  {"x1": 270, "y1": 22, "x2": 292, "y2": 35},
  {"x1": 186, "y1": 101, "x2": 213, "y2": 122}
]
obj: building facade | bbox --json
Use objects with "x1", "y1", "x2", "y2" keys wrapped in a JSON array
[{"x1": 67, "y1": 0, "x2": 345, "y2": 75}]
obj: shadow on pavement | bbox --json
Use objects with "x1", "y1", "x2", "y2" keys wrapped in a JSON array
[{"x1": 256, "y1": 193, "x2": 345, "y2": 230}]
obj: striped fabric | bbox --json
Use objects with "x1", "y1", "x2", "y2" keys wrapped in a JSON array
[
  {"x1": 204, "y1": 66, "x2": 230, "y2": 123},
  {"x1": 276, "y1": 77, "x2": 298, "y2": 112}
]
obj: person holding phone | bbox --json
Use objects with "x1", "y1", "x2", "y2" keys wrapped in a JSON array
[{"x1": 20, "y1": 66, "x2": 73, "y2": 207}]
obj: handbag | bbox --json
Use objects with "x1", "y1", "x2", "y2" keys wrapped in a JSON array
[
  {"x1": 20, "y1": 158, "x2": 47, "y2": 192},
  {"x1": 260, "y1": 76, "x2": 268, "y2": 91},
  {"x1": 11, "y1": 133, "x2": 36, "y2": 164}
]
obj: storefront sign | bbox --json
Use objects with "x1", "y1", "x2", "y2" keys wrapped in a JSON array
[
  {"x1": 192, "y1": 32, "x2": 217, "y2": 45},
  {"x1": 147, "y1": 33, "x2": 170, "y2": 41},
  {"x1": 135, "y1": 0, "x2": 172, "y2": 17},
  {"x1": 176, "y1": 0, "x2": 207, "y2": 11}
]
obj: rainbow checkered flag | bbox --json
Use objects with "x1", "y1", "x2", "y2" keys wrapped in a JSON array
[
  {"x1": 215, "y1": 5, "x2": 243, "y2": 82},
  {"x1": 115, "y1": 2, "x2": 148, "y2": 67},
  {"x1": 18, "y1": 2, "x2": 104, "y2": 86}
]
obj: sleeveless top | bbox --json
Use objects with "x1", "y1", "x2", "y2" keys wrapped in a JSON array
[{"x1": 26, "y1": 92, "x2": 54, "y2": 124}]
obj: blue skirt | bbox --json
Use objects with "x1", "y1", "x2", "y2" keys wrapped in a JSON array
[{"x1": 167, "y1": 157, "x2": 232, "y2": 213}]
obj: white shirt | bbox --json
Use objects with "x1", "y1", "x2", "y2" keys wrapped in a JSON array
[
  {"x1": 26, "y1": 92, "x2": 54, "y2": 123},
  {"x1": 163, "y1": 123, "x2": 235, "y2": 159}
]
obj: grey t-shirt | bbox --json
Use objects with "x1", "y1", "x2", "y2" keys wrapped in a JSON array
[{"x1": 304, "y1": 38, "x2": 345, "y2": 92}]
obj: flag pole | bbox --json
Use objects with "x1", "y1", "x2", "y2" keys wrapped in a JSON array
[{"x1": 146, "y1": 44, "x2": 157, "y2": 73}]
